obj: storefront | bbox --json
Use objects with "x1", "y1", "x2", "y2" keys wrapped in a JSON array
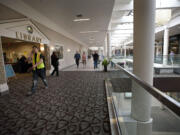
[
  {"x1": 169, "y1": 34, "x2": 180, "y2": 54},
  {"x1": 0, "y1": 20, "x2": 51, "y2": 95}
]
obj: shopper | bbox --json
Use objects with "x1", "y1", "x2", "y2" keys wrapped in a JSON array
[
  {"x1": 93, "y1": 52, "x2": 99, "y2": 69},
  {"x1": 170, "y1": 50, "x2": 175, "y2": 64},
  {"x1": 27, "y1": 46, "x2": 48, "y2": 96},
  {"x1": 51, "y1": 52, "x2": 59, "y2": 76},
  {"x1": 82, "y1": 52, "x2": 86, "y2": 68},
  {"x1": 74, "y1": 51, "x2": 81, "y2": 68},
  {"x1": 19, "y1": 55, "x2": 27, "y2": 73}
]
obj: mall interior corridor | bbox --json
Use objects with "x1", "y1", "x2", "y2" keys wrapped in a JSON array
[
  {"x1": 0, "y1": 0, "x2": 180, "y2": 135},
  {"x1": 0, "y1": 71, "x2": 122, "y2": 135}
]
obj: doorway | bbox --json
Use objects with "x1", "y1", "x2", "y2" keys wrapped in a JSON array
[{"x1": 1, "y1": 36, "x2": 46, "y2": 78}]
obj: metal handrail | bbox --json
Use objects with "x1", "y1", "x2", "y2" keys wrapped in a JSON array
[{"x1": 113, "y1": 61, "x2": 180, "y2": 117}]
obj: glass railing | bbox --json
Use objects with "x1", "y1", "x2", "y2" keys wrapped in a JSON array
[
  {"x1": 111, "y1": 54, "x2": 180, "y2": 74},
  {"x1": 112, "y1": 54, "x2": 180, "y2": 65},
  {"x1": 154, "y1": 54, "x2": 180, "y2": 65},
  {"x1": 106, "y1": 61, "x2": 180, "y2": 135}
]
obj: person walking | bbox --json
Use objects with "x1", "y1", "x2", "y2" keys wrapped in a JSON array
[
  {"x1": 51, "y1": 52, "x2": 59, "y2": 76},
  {"x1": 27, "y1": 46, "x2": 48, "y2": 96},
  {"x1": 93, "y1": 51, "x2": 99, "y2": 69},
  {"x1": 82, "y1": 52, "x2": 86, "y2": 68},
  {"x1": 170, "y1": 50, "x2": 175, "y2": 65},
  {"x1": 74, "y1": 51, "x2": 81, "y2": 68}
]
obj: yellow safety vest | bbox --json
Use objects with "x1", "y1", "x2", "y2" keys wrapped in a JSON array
[{"x1": 32, "y1": 52, "x2": 45, "y2": 70}]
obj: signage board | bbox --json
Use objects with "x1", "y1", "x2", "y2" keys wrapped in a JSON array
[{"x1": 5, "y1": 64, "x2": 15, "y2": 78}]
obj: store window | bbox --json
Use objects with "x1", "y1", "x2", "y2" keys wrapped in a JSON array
[{"x1": 169, "y1": 35, "x2": 180, "y2": 54}]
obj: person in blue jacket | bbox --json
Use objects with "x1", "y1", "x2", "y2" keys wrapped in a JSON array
[{"x1": 74, "y1": 51, "x2": 81, "y2": 68}]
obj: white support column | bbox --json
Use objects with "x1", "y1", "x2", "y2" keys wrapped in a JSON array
[
  {"x1": 124, "y1": 45, "x2": 127, "y2": 58},
  {"x1": 0, "y1": 36, "x2": 9, "y2": 95},
  {"x1": 107, "y1": 33, "x2": 111, "y2": 59},
  {"x1": 124, "y1": 44, "x2": 127, "y2": 67},
  {"x1": 163, "y1": 27, "x2": 169, "y2": 65},
  {"x1": 120, "y1": 47, "x2": 123, "y2": 56},
  {"x1": 104, "y1": 36, "x2": 107, "y2": 57},
  {"x1": 98, "y1": 47, "x2": 102, "y2": 60},
  {"x1": 132, "y1": 0, "x2": 155, "y2": 135}
]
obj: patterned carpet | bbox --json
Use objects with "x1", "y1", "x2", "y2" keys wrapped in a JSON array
[{"x1": 0, "y1": 71, "x2": 122, "y2": 135}]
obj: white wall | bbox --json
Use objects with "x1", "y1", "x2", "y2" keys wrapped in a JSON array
[{"x1": 33, "y1": 21, "x2": 87, "y2": 69}]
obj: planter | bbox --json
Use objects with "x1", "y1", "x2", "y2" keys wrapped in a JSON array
[{"x1": 104, "y1": 65, "x2": 107, "y2": 72}]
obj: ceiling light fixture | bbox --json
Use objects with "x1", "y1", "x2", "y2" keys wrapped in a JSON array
[
  {"x1": 67, "y1": 49, "x2": 71, "y2": 52},
  {"x1": 73, "y1": 18, "x2": 90, "y2": 22},
  {"x1": 51, "y1": 46, "x2": 55, "y2": 50},
  {"x1": 80, "y1": 31, "x2": 99, "y2": 34}
]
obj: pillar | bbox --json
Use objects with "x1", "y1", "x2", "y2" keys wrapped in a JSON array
[
  {"x1": 120, "y1": 47, "x2": 123, "y2": 56},
  {"x1": 98, "y1": 47, "x2": 102, "y2": 60},
  {"x1": 132, "y1": 0, "x2": 155, "y2": 135},
  {"x1": 44, "y1": 44, "x2": 51, "y2": 76},
  {"x1": 124, "y1": 45, "x2": 126, "y2": 58},
  {"x1": 107, "y1": 33, "x2": 111, "y2": 59},
  {"x1": 104, "y1": 36, "x2": 107, "y2": 57},
  {"x1": 163, "y1": 27, "x2": 169, "y2": 65},
  {"x1": 0, "y1": 36, "x2": 9, "y2": 95}
]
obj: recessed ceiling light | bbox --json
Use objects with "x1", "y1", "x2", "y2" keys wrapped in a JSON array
[
  {"x1": 80, "y1": 31, "x2": 99, "y2": 34},
  {"x1": 73, "y1": 18, "x2": 90, "y2": 22}
]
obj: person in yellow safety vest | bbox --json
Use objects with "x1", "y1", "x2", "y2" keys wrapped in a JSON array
[{"x1": 27, "y1": 45, "x2": 48, "y2": 96}]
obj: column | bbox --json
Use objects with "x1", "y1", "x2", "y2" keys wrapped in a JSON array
[
  {"x1": 44, "y1": 44, "x2": 51, "y2": 76},
  {"x1": 104, "y1": 36, "x2": 107, "y2": 57},
  {"x1": 132, "y1": 0, "x2": 155, "y2": 135},
  {"x1": 98, "y1": 47, "x2": 101, "y2": 60},
  {"x1": 163, "y1": 27, "x2": 169, "y2": 65},
  {"x1": 124, "y1": 45, "x2": 126, "y2": 58},
  {"x1": 107, "y1": 32, "x2": 111, "y2": 59},
  {"x1": 120, "y1": 47, "x2": 123, "y2": 56},
  {"x1": 0, "y1": 36, "x2": 9, "y2": 95},
  {"x1": 124, "y1": 44, "x2": 127, "y2": 67}
]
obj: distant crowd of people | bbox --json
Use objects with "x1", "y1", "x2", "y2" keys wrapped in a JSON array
[{"x1": 74, "y1": 51, "x2": 100, "y2": 69}]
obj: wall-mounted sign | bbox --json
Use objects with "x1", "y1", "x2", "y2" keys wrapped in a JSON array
[
  {"x1": 15, "y1": 32, "x2": 42, "y2": 43},
  {"x1": 5, "y1": 64, "x2": 15, "y2": 78}
]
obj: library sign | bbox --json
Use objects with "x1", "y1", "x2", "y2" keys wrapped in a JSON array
[{"x1": 16, "y1": 32, "x2": 42, "y2": 43}]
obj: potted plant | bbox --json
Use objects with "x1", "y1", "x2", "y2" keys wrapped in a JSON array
[{"x1": 102, "y1": 59, "x2": 109, "y2": 72}]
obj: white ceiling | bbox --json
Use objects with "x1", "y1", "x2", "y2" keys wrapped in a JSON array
[
  {"x1": 0, "y1": 0, "x2": 115, "y2": 47},
  {"x1": 109, "y1": 0, "x2": 180, "y2": 47},
  {"x1": 0, "y1": 4, "x2": 26, "y2": 20}
]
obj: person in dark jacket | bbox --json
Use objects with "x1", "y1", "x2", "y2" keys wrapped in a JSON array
[
  {"x1": 93, "y1": 52, "x2": 99, "y2": 69},
  {"x1": 74, "y1": 51, "x2": 81, "y2": 68},
  {"x1": 51, "y1": 52, "x2": 59, "y2": 76},
  {"x1": 19, "y1": 55, "x2": 27, "y2": 73}
]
